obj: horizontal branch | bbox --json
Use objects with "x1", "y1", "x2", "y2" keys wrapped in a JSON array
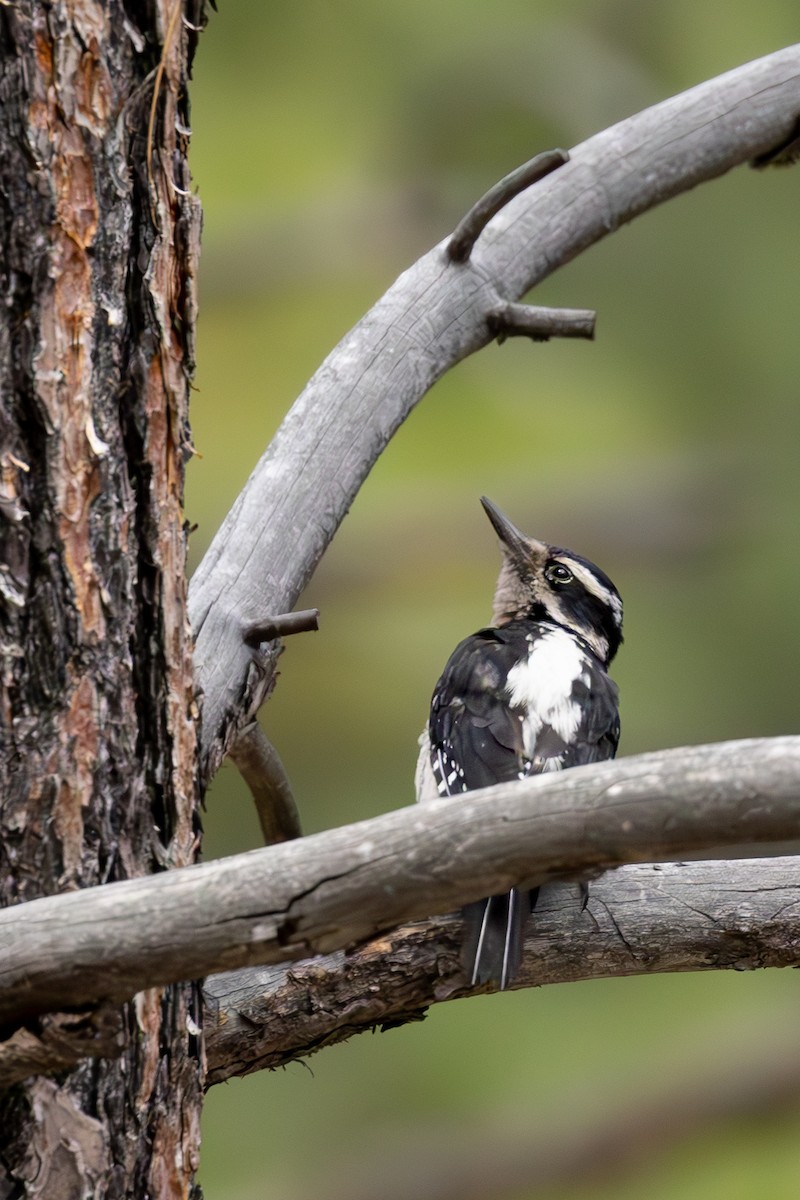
[
  {"x1": 241, "y1": 607, "x2": 319, "y2": 647},
  {"x1": 203, "y1": 857, "x2": 800, "y2": 1084},
  {"x1": 0, "y1": 737, "x2": 799, "y2": 1029},
  {"x1": 487, "y1": 302, "x2": 596, "y2": 342},
  {"x1": 3, "y1": 857, "x2": 796, "y2": 1091},
  {"x1": 187, "y1": 46, "x2": 800, "y2": 777}
]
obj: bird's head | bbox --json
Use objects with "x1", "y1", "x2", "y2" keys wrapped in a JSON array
[{"x1": 481, "y1": 496, "x2": 623, "y2": 665}]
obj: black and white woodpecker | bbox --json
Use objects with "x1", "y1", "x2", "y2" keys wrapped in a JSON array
[{"x1": 416, "y1": 497, "x2": 623, "y2": 990}]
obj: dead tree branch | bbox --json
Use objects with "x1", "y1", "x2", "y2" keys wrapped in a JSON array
[
  {"x1": 3, "y1": 856, "x2": 797, "y2": 1091},
  {"x1": 203, "y1": 856, "x2": 800, "y2": 1084},
  {"x1": 0, "y1": 737, "x2": 799, "y2": 1031},
  {"x1": 487, "y1": 302, "x2": 596, "y2": 342},
  {"x1": 446, "y1": 148, "x2": 569, "y2": 262},
  {"x1": 229, "y1": 722, "x2": 303, "y2": 844},
  {"x1": 233, "y1": 611, "x2": 318, "y2": 839},
  {"x1": 241, "y1": 608, "x2": 320, "y2": 648},
  {"x1": 187, "y1": 46, "x2": 800, "y2": 780}
]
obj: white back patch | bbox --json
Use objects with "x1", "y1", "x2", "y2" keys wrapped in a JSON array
[{"x1": 505, "y1": 628, "x2": 587, "y2": 754}]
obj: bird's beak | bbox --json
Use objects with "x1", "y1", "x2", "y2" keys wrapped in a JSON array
[{"x1": 480, "y1": 496, "x2": 547, "y2": 564}]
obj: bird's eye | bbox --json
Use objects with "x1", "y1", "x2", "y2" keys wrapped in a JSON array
[{"x1": 546, "y1": 562, "x2": 573, "y2": 586}]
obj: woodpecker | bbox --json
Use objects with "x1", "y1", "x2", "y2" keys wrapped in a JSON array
[{"x1": 416, "y1": 497, "x2": 622, "y2": 990}]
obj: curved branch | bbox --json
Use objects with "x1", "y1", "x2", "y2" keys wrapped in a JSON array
[
  {"x1": 187, "y1": 46, "x2": 800, "y2": 778},
  {"x1": 203, "y1": 857, "x2": 800, "y2": 1084},
  {"x1": 0, "y1": 737, "x2": 799, "y2": 1029},
  {"x1": 446, "y1": 148, "x2": 569, "y2": 262},
  {"x1": 229, "y1": 722, "x2": 302, "y2": 844}
]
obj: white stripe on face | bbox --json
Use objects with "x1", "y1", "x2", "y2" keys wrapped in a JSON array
[{"x1": 559, "y1": 557, "x2": 623, "y2": 629}]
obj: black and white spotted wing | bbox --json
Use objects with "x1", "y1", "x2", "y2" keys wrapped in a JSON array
[
  {"x1": 427, "y1": 619, "x2": 620, "y2": 988},
  {"x1": 429, "y1": 626, "x2": 531, "y2": 797},
  {"x1": 429, "y1": 621, "x2": 619, "y2": 794}
]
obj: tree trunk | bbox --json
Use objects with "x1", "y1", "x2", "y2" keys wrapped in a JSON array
[{"x1": 0, "y1": 3, "x2": 205, "y2": 1196}]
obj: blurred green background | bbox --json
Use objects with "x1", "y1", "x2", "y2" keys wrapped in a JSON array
[{"x1": 186, "y1": 4, "x2": 800, "y2": 1197}]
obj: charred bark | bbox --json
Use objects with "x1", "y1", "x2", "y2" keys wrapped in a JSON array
[{"x1": 0, "y1": 2, "x2": 206, "y2": 1196}]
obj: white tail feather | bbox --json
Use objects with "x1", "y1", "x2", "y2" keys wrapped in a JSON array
[
  {"x1": 501, "y1": 889, "x2": 518, "y2": 989},
  {"x1": 471, "y1": 900, "x2": 493, "y2": 987}
]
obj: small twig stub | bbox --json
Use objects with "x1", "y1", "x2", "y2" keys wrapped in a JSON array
[
  {"x1": 447, "y1": 149, "x2": 569, "y2": 263},
  {"x1": 243, "y1": 608, "x2": 320, "y2": 647},
  {"x1": 488, "y1": 302, "x2": 596, "y2": 343}
]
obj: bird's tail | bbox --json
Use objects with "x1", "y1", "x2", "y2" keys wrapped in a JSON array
[{"x1": 462, "y1": 888, "x2": 536, "y2": 990}]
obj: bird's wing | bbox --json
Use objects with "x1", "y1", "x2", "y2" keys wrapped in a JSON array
[
  {"x1": 426, "y1": 621, "x2": 620, "y2": 992},
  {"x1": 428, "y1": 624, "x2": 621, "y2": 795},
  {"x1": 560, "y1": 657, "x2": 620, "y2": 768},
  {"x1": 428, "y1": 627, "x2": 531, "y2": 795}
]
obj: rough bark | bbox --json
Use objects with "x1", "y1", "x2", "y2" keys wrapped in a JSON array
[
  {"x1": 188, "y1": 45, "x2": 800, "y2": 780},
  {"x1": 0, "y1": 26, "x2": 798, "y2": 1189},
  {"x1": 0, "y1": 2, "x2": 205, "y2": 1196},
  {"x1": 203, "y1": 857, "x2": 800, "y2": 1085},
  {"x1": 3, "y1": 856, "x2": 796, "y2": 1091},
  {"x1": 0, "y1": 738, "x2": 798, "y2": 1033}
]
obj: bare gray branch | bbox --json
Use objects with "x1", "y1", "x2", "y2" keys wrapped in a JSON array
[
  {"x1": 204, "y1": 856, "x2": 800, "y2": 1084},
  {"x1": 187, "y1": 46, "x2": 800, "y2": 778},
  {"x1": 446, "y1": 148, "x2": 569, "y2": 262},
  {"x1": 229, "y1": 722, "x2": 303, "y2": 844},
  {"x1": 241, "y1": 608, "x2": 320, "y2": 647},
  {"x1": 1, "y1": 737, "x2": 799, "y2": 1029},
  {"x1": 487, "y1": 302, "x2": 596, "y2": 342},
  {"x1": 3, "y1": 857, "x2": 797, "y2": 1091}
]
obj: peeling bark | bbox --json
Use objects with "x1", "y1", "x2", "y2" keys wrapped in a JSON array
[{"x1": 0, "y1": 2, "x2": 206, "y2": 1196}]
